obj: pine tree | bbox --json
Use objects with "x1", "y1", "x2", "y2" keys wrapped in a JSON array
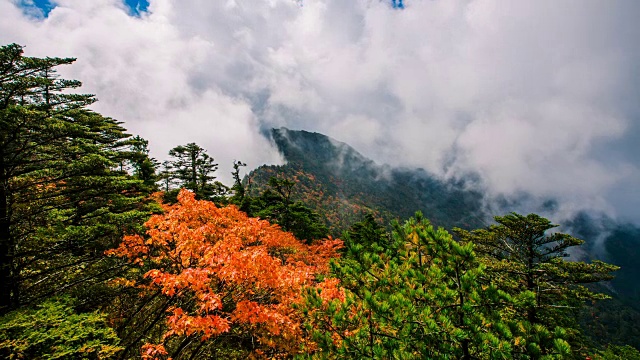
[
  {"x1": 157, "y1": 160, "x2": 177, "y2": 192},
  {"x1": 304, "y1": 213, "x2": 518, "y2": 359},
  {"x1": 253, "y1": 176, "x2": 328, "y2": 243},
  {"x1": 129, "y1": 135, "x2": 159, "y2": 192},
  {"x1": 229, "y1": 160, "x2": 254, "y2": 214},
  {"x1": 0, "y1": 43, "x2": 151, "y2": 313},
  {"x1": 163, "y1": 142, "x2": 228, "y2": 201},
  {"x1": 0, "y1": 296, "x2": 122, "y2": 359},
  {"x1": 455, "y1": 213, "x2": 619, "y2": 358}
]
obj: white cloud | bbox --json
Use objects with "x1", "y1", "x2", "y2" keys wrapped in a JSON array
[
  {"x1": 0, "y1": 0, "x2": 283, "y2": 182},
  {"x1": 1, "y1": 0, "x2": 639, "y2": 219}
]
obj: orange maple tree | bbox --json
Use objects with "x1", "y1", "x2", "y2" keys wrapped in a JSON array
[{"x1": 107, "y1": 189, "x2": 342, "y2": 358}]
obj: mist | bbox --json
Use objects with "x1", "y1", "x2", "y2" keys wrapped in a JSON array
[{"x1": 2, "y1": 0, "x2": 639, "y2": 223}]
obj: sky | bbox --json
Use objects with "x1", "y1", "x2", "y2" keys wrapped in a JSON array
[{"x1": 2, "y1": 0, "x2": 640, "y2": 223}]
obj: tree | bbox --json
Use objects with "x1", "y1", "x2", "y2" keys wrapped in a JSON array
[
  {"x1": 0, "y1": 43, "x2": 151, "y2": 313},
  {"x1": 455, "y1": 213, "x2": 619, "y2": 358},
  {"x1": 592, "y1": 345, "x2": 640, "y2": 360},
  {"x1": 107, "y1": 189, "x2": 342, "y2": 359},
  {"x1": 157, "y1": 160, "x2": 177, "y2": 193},
  {"x1": 0, "y1": 296, "x2": 122, "y2": 359},
  {"x1": 129, "y1": 135, "x2": 159, "y2": 192},
  {"x1": 342, "y1": 213, "x2": 389, "y2": 252},
  {"x1": 163, "y1": 142, "x2": 228, "y2": 201},
  {"x1": 304, "y1": 213, "x2": 522, "y2": 359},
  {"x1": 229, "y1": 160, "x2": 253, "y2": 213},
  {"x1": 252, "y1": 176, "x2": 328, "y2": 243}
]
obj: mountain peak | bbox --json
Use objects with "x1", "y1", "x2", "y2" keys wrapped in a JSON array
[
  {"x1": 270, "y1": 128, "x2": 376, "y2": 174},
  {"x1": 262, "y1": 127, "x2": 484, "y2": 230}
]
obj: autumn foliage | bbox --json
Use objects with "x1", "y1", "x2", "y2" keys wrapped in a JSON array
[{"x1": 108, "y1": 189, "x2": 342, "y2": 358}]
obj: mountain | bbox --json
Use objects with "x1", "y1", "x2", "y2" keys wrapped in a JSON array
[
  {"x1": 247, "y1": 127, "x2": 640, "y2": 349},
  {"x1": 248, "y1": 128, "x2": 486, "y2": 235}
]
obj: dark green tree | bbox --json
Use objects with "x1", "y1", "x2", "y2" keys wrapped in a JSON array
[
  {"x1": 163, "y1": 142, "x2": 228, "y2": 201},
  {"x1": 253, "y1": 176, "x2": 327, "y2": 242},
  {"x1": 157, "y1": 160, "x2": 177, "y2": 193},
  {"x1": 593, "y1": 345, "x2": 640, "y2": 360},
  {"x1": 0, "y1": 296, "x2": 122, "y2": 359},
  {"x1": 455, "y1": 213, "x2": 619, "y2": 358},
  {"x1": 304, "y1": 213, "x2": 526, "y2": 359},
  {"x1": 0, "y1": 43, "x2": 151, "y2": 313},
  {"x1": 128, "y1": 135, "x2": 159, "y2": 192},
  {"x1": 343, "y1": 213, "x2": 389, "y2": 252},
  {"x1": 229, "y1": 160, "x2": 254, "y2": 213}
]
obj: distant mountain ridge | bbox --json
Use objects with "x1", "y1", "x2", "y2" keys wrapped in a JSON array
[
  {"x1": 263, "y1": 127, "x2": 486, "y2": 231},
  {"x1": 246, "y1": 127, "x2": 640, "y2": 348}
]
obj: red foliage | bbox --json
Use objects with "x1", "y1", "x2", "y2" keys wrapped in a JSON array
[{"x1": 108, "y1": 189, "x2": 342, "y2": 357}]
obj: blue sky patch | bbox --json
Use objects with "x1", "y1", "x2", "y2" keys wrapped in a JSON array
[
  {"x1": 391, "y1": 0, "x2": 405, "y2": 9},
  {"x1": 19, "y1": 0, "x2": 54, "y2": 17},
  {"x1": 19, "y1": 0, "x2": 149, "y2": 18},
  {"x1": 125, "y1": 0, "x2": 149, "y2": 16}
]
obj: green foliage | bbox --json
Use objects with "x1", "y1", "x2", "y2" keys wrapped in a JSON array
[
  {"x1": 302, "y1": 212, "x2": 622, "y2": 358},
  {"x1": 229, "y1": 160, "x2": 252, "y2": 212},
  {"x1": 342, "y1": 213, "x2": 389, "y2": 252},
  {"x1": 251, "y1": 176, "x2": 328, "y2": 242},
  {"x1": 455, "y1": 213, "x2": 619, "y2": 357},
  {"x1": 161, "y1": 142, "x2": 229, "y2": 202},
  {"x1": 0, "y1": 43, "x2": 153, "y2": 313},
  {"x1": 304, "y1": 213, "x2": 518, "y2": 359},
  {"x1": 0, "y1": 297, "x2": 122, "y2": 359},
  {"x1": 592, "y1": 344, "x2": 640, "y2": 360},
  {"x1": 128, "y1": 135, "x2": 159, "y2": 192}
]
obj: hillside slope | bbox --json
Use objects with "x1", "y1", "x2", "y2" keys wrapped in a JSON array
[
  {"x1": 246, "y1": 127, "x2": 640, "y2": 349},
  {"x1": 248, "y1": 128, "x2": 486, "y2": 235}
]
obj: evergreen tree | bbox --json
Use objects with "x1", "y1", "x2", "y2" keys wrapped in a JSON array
[
  {"x1": 304, "y1": 213, "x2": 522, "y2": 359},
  {"x1": 157, "y1": 160, "x2": 177, "y2": 192},
  {"x1": 343, "y1": 213, "x2": 389, "y2": 252},
  {"x1": 0, "y1": 296, "x2": 122, "y2": 359},
  {"x1": 455, "y1": 213, "x2": 619, "y2": 358},
  {"x1": 129, "y1": 135, "x2": 159, "y2": 192},
  {"x1": 253, "y1": 176, "x2": 328, "y2": 242},
  {"x1": 163, "y1": 142, "x2": 228, "y2": 201},
  {"x1": 0, "y1": 43, "x2": 151, "y2": 313},
  {"x1": 229, "y1": 160, "x2": 254, "y2": 214}
]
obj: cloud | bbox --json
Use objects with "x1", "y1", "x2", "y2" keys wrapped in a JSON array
[
  {"x1": 0, "y1": 0, "x2": 284, "y2": 182},
  {"x1": 1, "y1": 0, "x2": 639, "y2": 221}
]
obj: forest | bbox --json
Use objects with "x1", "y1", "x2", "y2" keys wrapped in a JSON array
[{"x1": 1, "y1": 43, "x2": 638, "y2": 359}]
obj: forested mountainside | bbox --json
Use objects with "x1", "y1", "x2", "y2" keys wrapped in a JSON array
[
  {"x1": 248, "y1": 128, "x2": 486, "y2": 235},
  {"x1": 568, "y1": 216, "x2": 640, "y2": 348},
  {"x1": 249, "y1": 127, "x2": 640, "y2": 349},
  {"x1": 567, "y1": 214, "x2": 640, "y2": 311}
]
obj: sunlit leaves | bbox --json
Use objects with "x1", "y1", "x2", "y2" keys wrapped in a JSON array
[
  {"x1": 303, "y1": 213, "x2": 515, "y2": 359},
  {"x1": 0, "y1": 297, "x2": 122, "y2": 359},
  {"x1": 455, "y1": 213, "x2": 619, "y2": 358},
  {"x1": 108, "y1": 189, "x2": 342, "y2": 358}
]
